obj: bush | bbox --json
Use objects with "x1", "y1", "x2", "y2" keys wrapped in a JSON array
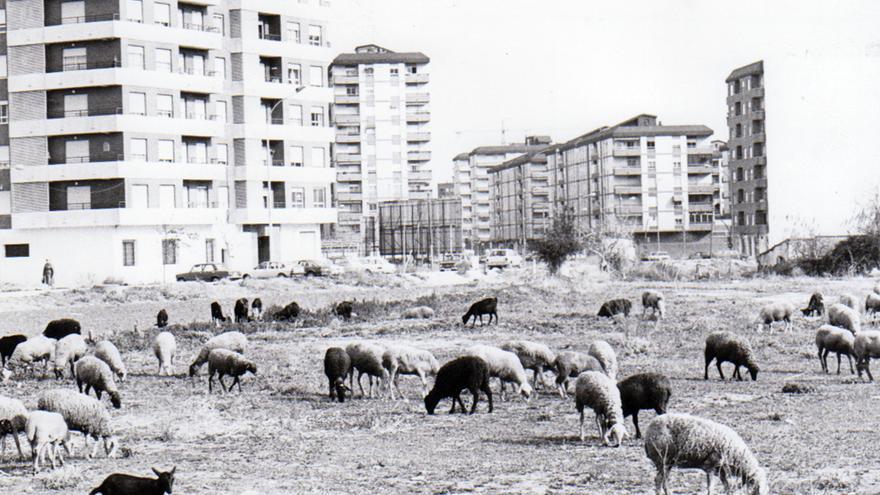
[
  {"x1": 797, "y1": 235, "x2": 880, "y2": 276},
  {"x1": 532, "y1": 212, "x2": 581, "y2": 275}
]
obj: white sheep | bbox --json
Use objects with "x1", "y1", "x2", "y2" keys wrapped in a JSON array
[
  {"x1": 381, "y1": 344, "x2": 439, "y2": 400},
  {"x1": 500, "y1": 340, "x2": 557, "y2": 390},
  {"x1": 828, "y1": 303, "x2": 861, "y2": 334},
  {"x1": 465, "y1": 344, "x2": 533, "y2": 401},
  {"x1": 0, "y1": 395, "x2": 28, "y2": 459},
  {"x1": 53, "y1": 334, "x2": 87, "y2": 379},
  {"x1": 26, "y1": 410, "x2": 72, "y2": 473},
  {"x1": 574, "y1": 371, "x2": 627, "y2": 447},
  {"x1": 644, "y1": 413, "x2": 768, "y2": 495},
  {"x1": 95, "y1": 340, "x2": 126, "y2": 382},
  {"x1": 75, "y1": 356, "x2": 122, "y2": 409},
  {"x1": 756, "y1": 301, "x2": 794, "y2": 332},
  {"x1": 588, "y1": 340, "x2": 618, "y2": 380},
  {"x1": 345, "y1": 342, "x2": 388, "y2": 398},
  {"x1": 554, "y1": 351, "x2": 606, "y2": 398},
  {"x1": 188, "y1": 331, "x2": 248, "y2": 377},
  {"x1": 153, "y1": 332, "x2": 177, "y2": 376},
  {"x1": 854, "y1": 330, "x2": 880, "y2": 381},
  {"x1": 815, "y1": 325, "x2": 855, "y2": 374},
  {"x1": 840, "y1": 293, "x2": 861, "y2": 311},
  {"x1": 641, "y1": 290, "x2": 666, "y2": 319},
  {"x1": 401, "y1": 306, "x2": 435, "y2": 319},
  {"x1": 865, "y1": 292, "x2": 880, "y2": 321},
  {"x1": 207, "y1": 349, "x2": 257, "y2": 393},
  {"x1": 9, "y1": 335, "x2": 56, "y2": 377},
  {"x1": 37, "y1": 389, "x2": 117, "y2": 458}
]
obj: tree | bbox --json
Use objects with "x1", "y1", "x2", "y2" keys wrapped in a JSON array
[
  {"x1": 854, "y1": 189, "x2": 880, "y2": 239},
  {"x1": 581, "y1": 215, "x2": 635, "y2": 274},
  {"x1": 532, "y1": 209, "x2": 582, "y2": 275}
]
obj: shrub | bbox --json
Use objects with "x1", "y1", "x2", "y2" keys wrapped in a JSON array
[{"x1": 532, "y1": 211, "x2": 581, "y2": 275}]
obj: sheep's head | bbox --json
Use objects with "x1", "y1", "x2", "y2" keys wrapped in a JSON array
[
  {"x1": 747, "y1": 363, "x2": 760, "y2": 381},
  {"x1": 246, "y1": 362, "x2": 258, "y2": 375},
  {"x1": 748, "y1": 467, "x2": 769, "y2": 495},
  {"x1": 460, "y1": 314, "x2": 469, "y2": 325},
  {"x1": 109, "y1": 391, "x2": 122, "y2": 409},
  {"x1": 188, "y1": 363, "x2": 200, "y2": 377},
  {"x1": 424, "y1": 391, "x2": 439, "y2": 415},
  {"x1": 604, "y1": 423, "x2": 627, "y2": 447},
  {"x1": 856, "y1": 360, "x2": 867, "y2": 377},
  {"x1": 519, "y1": 382, "x2": 533, "y2": 401},
  {"x1": 152, "y1": 466, "x2": 176, "y2": 493}
]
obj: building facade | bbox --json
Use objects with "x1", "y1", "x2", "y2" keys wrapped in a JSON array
[
  {"x1": 328, "y1": 44, "x2": 430, "y2": 255},
  {"x1": 377, "y1": 198, "x2": 461, "y2": 260},
  {"x1": 0, "y1": 0, "x2": 337, "y2": 286},
  {"x1": 436, "y1": 181, "x2": 454, "y2": 199},
  {"x1": 711, "y1": 139, "x2": 730, "y2": 218},
  {"x1": 487, "y1": 151, "x2": 553, "y2": 249}
]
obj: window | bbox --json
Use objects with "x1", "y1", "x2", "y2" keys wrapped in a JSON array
[
  {"x1": 213, "y1": 13, "x2": 224, "y2": 34},
  {"x1": 157, "y1": 94, "x2": 173, "y2": 117},
  {"x1": 310, "y1": 147, "x2": 325, "y2": 168},
  {"x1": 154, "y1": 2, "x2": 170, "y2": 26},
  {"x1": 131, "y1": 184, "x2": 149, "y2": 208},
  {"x1": 313, "y1": 188, "x2": 326, "y2": 208},
  {"x1": 128, "y1": 45, "x2": 145, "y2": 69},
  {"x1": 214, "y1": 57, "x2": 226, "y2": 78},
  {"x1": 287, "y1": 21, "x2": 300, "y2": 43},
  {"x1": 159, "y1": 184, "x2": 176, "y2": 208},
  {"x1": 62, "y1": 47, "x2": 87, "y2": 71},
  {"x1": 646, "y1": 140, "x2": 655, "y2": 149},
  {"x1": 218, "y1": 186, "x2": 228, "y2": 208},
  {"x1": 647, "y1": 160, "x2": 656, "y2": 171},
  {"x1": 288, "y1": 145, "x2": 303, "y2": 166},
  {"x1": 155, "y1": 48, "x2": 172, "y2": 72},
  {"x1": 288, "y1": 104, "x2": 302, "y2": 126},
  {"x1": 407, "y1": 65, "x2": 417, "y2": 74},
  {"x1": 0, "y1": 101, "x2": 7, "y2": 124},
  {"x1": 122, "y1": 240, "x2": 136, "y2": 266},
  {"x1": 130, "y1": 138, "x2": 147, "y2": 160},
  {"x1": 287, "y1": 63, "x2": 301, "y2": 86},
  {"x1": 0, "y1": 56, "x2": 6, "y2": 78},
  {"x1": 63, "y1": 94, "x2": 87, "y2": 117},
  {"x1": 205, "y1": 239, "x2": 215, "y2": 263},
  {"x1": 65, "y1": 140, "x2": 89, "y2": 162},
  {"x1": 390, "y1": 67, "x2": 399, "y2": 77},
  {"x1": 290, "y1": 187, "x2": 305, "y2": 207},
  {"x1": 307, "y1": 24, "x2": 322, "y2": 46},
  {"x1": 127, "y1": 0, "x2": 143, "y2": 22},
  {"x1": 158, "y1": 140, "x2": 174, "y2": 162},
  {"x1": 672, "y1": 144, "x2": 681, "y2": 154},
  {"x1": 309, "y1": 65, "x2": 323, "y2": 87},
  {"x1": 216, "y1": 143, "x2": 228, "y2": 165},
  {"x1": 67, "y1": 185, "x2": 90, "y2": 209},
  {"x1": 310, "y1": 106, "x2": 324, "y2": 126},
  {"x1": 129, "y1": 92, "x2": 146, "y2": 115},
  {"x1": 673, "y1": 161, "x2": 681, "y2": 173},
  {"x1": 5, "y1": 244, "x2": 29, "y2": 258},
  {"x1": 216, "y1": 100, "x2": 227, "y2": 123},
  {"x1": 185, "y1": 140, "x2": 207, "y2": 163},
  {"x1": 162, "y1": 239, "x2": 177, "y2": 265}
]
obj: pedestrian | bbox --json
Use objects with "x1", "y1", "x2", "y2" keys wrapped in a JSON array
[{"x1": 42, "y1": 259, "x2": 54, "y2": 286}]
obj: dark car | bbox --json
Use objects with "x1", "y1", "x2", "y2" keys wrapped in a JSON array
[
  {"x1": 176, "y1": 263, "x2": 243, "y2": 282},
  {"x1": 438, "y1": 254, "x2": 462, "y2": 271}
]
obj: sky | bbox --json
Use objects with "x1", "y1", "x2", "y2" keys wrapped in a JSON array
[{"x1": 331, "y1": 0, "x2": 880, "y2": 236}]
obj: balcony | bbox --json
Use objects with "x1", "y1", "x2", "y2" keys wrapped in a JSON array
[
  {"x1": 687, "y1": 165, "x2": 715, "y2": 174},
  {"x1": 10, "y1": 114, "x2": 225, "y2": 139},
  {"x1": 614, "y1": 185, "x2": 642, "y2": 195},
  {"x1": 687, "y1": 222, "x2": 714, "y2": 232},
  {"x1": 406, "y1": 112, "x2": 430, "y2": 123},
  {"x1": 336, "y1": 133, "x2": 361, "y2": 144},
  {"x1": 13, "y1": 206, "x2": 227, "y2": 229},
  {"x1": 334, "y1": 114, "x2": 360, "y2": 125},
  {"x1": 231, "y1": 165, "x2": 334, "y2": 183},
  {"x1": 751, "y1": 132, "x2": 766, "y2": 143},
  {"x1": 335, "y1": 191, "x2": 362, "y2": 202},
  {"x1": 407, "y1": 150, "x2": 431, "y2": 161},
  {"x1": 334, "y1": 94, "x2": 360, "y2": 105},
  {"x1": 230, "y1": 206, "x2": 337, "y2": 225},
  {"x1": 689, "y1": 203, "x2": 715, "y2": 213},
  {"x1": 10, "y1": 20, "x2": 222, "y2": 50},
  {"x1": 405, "y1": 73, "x2": 429, "y2": 84},
  {"x1": 406, "y1": 93, "x2": 430, "y2": 104},
  {"x1": 750, "y1": 87, "x2": 765, "y2": 97},
  {"x1": 614, "y1": 205, "x2": 643, "y2": 216},
  {"x1": 331, "y1": 74, "x2": 359, "y2": 85},
  {"x1": 335, "y1": 153, "x2": 362, "y2": 163},
  {"x1": 531, "y1": 186, "x2": 550, "y2": 196},
  {"x1": 613, "y1": 167, "x2": 642, "y2": 176},
  {"x1": 751, "y1": 110, "x2": 765, "y2": 120},
  {"x1": 11, "y1": 66, "x2": 224, "y2": 94},
  {"x1": 687, "y1": 184, "x2": 717, "y2": 195},
  {"x1": 337, "y1": 171, "x2": 362, "y2": 182},
  {"x1": 408, "y1": 171, "x2": 431, "y2": 183},
  {"x1": 407, "y1": 132, "x2": 430, "y2": 142},
  {"x1": 612, "y1": 148, "x2": 641, "y2": 157},
  {"x1": 688, "y1": 147, "x2": 715, "y2": 156}
]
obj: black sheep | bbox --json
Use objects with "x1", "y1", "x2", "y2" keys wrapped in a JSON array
[
  {"x1": 424, "y1": 356, "x2": 493, "y2": 415},
  {"x1": 43, "y1": 318, "x2": 83, "y2": 340},
  {"x1": 618, "y1": 372, "x2": 672, "y2": 439},
  {"x1": 233, "y1": 298, "x2": 249, "y2": 323},
  {"x1": 251, "y1": 298, "x2": 263, "y2": 320},
  {"x1": 0, "y1": 334, "x2": 27, "y2": 366},
  {"x1": 335, "y1": 301, "x2": 353, "y2": 320},
  {"x1": 274, "y1": 301, "x2": 300, "y2": 321},
  {"x1": 210, "y1": 301, "x2": 228, "y2": 325},
  {"x1": 598, "y1": 298, "x2": 632, "y2": 318},
  {"x1": 156, "y1": 309, "x2": 168, "y2": 328},
  {"x1": 89, "y1": 467, "x2": 175, "y2": 495},
  {"x1": 801, "y1": 291, "x2": 825, "y2": 317},
  {"x1": 461, "y1": 297, "x2": 497, "y2": 326},
  {"x1": 323, "y1": 347, "x2": 351, "y2": 403},
  {"x1": 704, "y1": 331, "x2": 759, "y2": 381}
]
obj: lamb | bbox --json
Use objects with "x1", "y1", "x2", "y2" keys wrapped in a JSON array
[
  {"x1": 815, "y1": 325, "x2": 855, "y2": 374},
  {"x1": 251, "y1": 298, "x2": 263, "y2": 320},
  {"x1": 152, "y1": 332, "x2": 176, "y2": 376},
  {"x1": 233, "y1": 298, "x2": 249, "y2": 323},
  {"x1": 382, "y1": 344, "x2": 439, "y2": 399},
  {"x1": 273, "y1": 301, "x2": 300, "y2": 321},
  {"x1": 840, "y1": 293, "x2": 861, "y2": 311},
  {"x1": 641, "y1": 290, "x2": 666, "y2": 319},
  {"x1": 0, "y1": 395, "x2": 28, "y2": 459},
  {"x1": 598, "y1": 298, "x2": 632, "y2": 318},
  {"x1": 554, "y1": 351, "x2": 606, "y2": 398},
  {"x1": 188, "y1": 331, "x2": 248, "y2": 377},
  {"x1": 210, "y1": 301, "x2": 228, "y2": 326},
  {"x1": 402, "y1": 306, "x2": 435, "y2": 319},
  {"x1": 801, "y1": 291, "x2": 824, "y2": 317},
  {"x1": 335, "y1": 301, "x2": 354, "y2": 320},
  {"x1": 645, "y1": 413, "x2": 769, "y2": 495},
  {"x1": 324, "y1": 347, "x2": 351, "y2": 403},
  {"x1": 424, "y1": 356, "x2": 493, "y2": 415},
  {"x1": 756, "y1": 301, "x2": 794, "y2": 332},
  {"x1": 37, "y1": 389, "x2": 118, "y2": 458},
  {"x1": 854, "y1": 330, "x2": 880, "y2": 381},
  {"x1": 207, "y1": 349, "x2": 257, "y2": 393},
  {"x1": 0, "y1": 334, "x2": 27, "y2": 367},
  {"x1": 828, "y1": 302, "x2": 861, "y2": 334},
  {"x1": 9, "y1": 335, "x2": 56, "y2": 377},
  {"x1": 156, "y1": 309, "x2": 168, "y2": 328},
  {"x1": 53, "y1": 334, "x2": 88, "y2": 379},
  {"x1": 26, "y1": 410, "x2": 72, "y2": 473},
  {"x1": 75, "y1": 356, "x2": 122, "y2": 409},
  {"x1": 618, "y1": 372, "x2": 672, "y2": 439},
  {"x1": 345, "y1": 341, "x2": 388, "y2": 398},
  {"x1": 95, "y1": 340, "x2": 127, "y2": 382},
  {"x1": 44, "y1": 318, "x2": 87, "y2": 341},
  {"x1": 461, "y1": 297, "x2": 497, "y2": 326},
  {"x1": 574, "y1": 371, "x2": 627, "y2": 447},
  {"x1": 500, "y1": 340, "x2": 556, "y2": 390},
  {"x1": 89, "y1": 467, "x2": 176, "y2": 495},
  {"x1": 866, "y1": 292, "x2": 880, "y2": 318},
  {"x1": 588, "y1": 340, "x2": 618, "y2": 379},
  {"x1": 704, "y1": 332, "x2": 759, "y2": 381},
  {"x1": 465, "y1": 344, "x2": 533, "y2": 400}
]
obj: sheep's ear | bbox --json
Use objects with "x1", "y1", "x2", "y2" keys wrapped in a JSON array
[
  {"x1": 170, "y1": 466, "x2": 176, "y2": 475},
  {"x1": 152, "y1": 467, "x2": 161, "y2": 476}
]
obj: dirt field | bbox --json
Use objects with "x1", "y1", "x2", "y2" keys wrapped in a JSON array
[{"x1": 1, "y1": 268, "x2": 879, "y2": 494}]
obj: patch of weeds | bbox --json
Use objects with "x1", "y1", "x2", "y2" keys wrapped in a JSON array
[
  {"x1": 35, "y1": 466, "x2": 84, "y2": 490},
  {"x1": 767, "y1": 412, "x2": 784, "y2": 421},
  {"x1": 782, "y1": 382, "x2": 816, "y2": 394}
]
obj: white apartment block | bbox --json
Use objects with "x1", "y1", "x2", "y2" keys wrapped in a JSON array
[
  {"x1": 0, "y1": 0, "x2": 337, "y2": 286},
  {"x1": 329, "y1": 44, "x2": 430, "y2": 254}
]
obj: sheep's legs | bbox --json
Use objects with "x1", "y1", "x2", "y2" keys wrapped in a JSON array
[
  {"x1": 846, "y1": 354, "x2": 855, "y2": 374},
  {"x1": 632, "y1": 412, "x2": 642, "y2": 439},
  {"x1": 89, "y1": 435, "x2": 100, "y2": 459},
  {"x1": 356, "y1": 371, "x2": 366, "y2": 397},
  {"x1": 704, "y1": 356, "x2": 712, "y2": 380},
  {"x1": 654, "y1": 466, "x2": 670, "y2": 495},
  {"x1": 705, "y1": 470, "x2": 713, "y2": 495},
  {"x1": 866, "y1": 358, "x2": 875, "y2": 381},
  {"x1": 715, "y1": 360, "x2": 725, "y2": 380},
  {"x1": 836, "y1": 352, "x2": 843, "y2": 374},
  {"x1": 819, "y1": 348, "x2": 828, "y2": 373},
  {"x1": 578, "y1": 409, "x2": 585, "y2": 441},
  {"x1": 468, "y1": 388, "x2": 480, "y2": 414}
]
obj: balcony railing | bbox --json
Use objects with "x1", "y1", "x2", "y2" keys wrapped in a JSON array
[
  {"x1": 259, "y1": 32, "x2": 281, "y2": 41},
  {"x1": 59, "y1": 13, "x2": 119, "y2": 24},
  {"x1": 66, "y1": 202, "x2": 93, "y2": 210},
  {"x1": 183, "y1": 23, "x2": 219, "y2": 32},
  {"x1": 265, "y1": 75, "x2": 283, "y2": 83},
  {"x1": 262, "y1": 159, "x2": 285, "y2": 166},
  {"x1": 60, "y1": 58, "x2": 122, "y2": 72},
  {"x1": 187, "y1": 201, "x2": 219, "y2": 208},
  {"x1": 57, "y1": 106, "x2": 123, "y2": 118}
]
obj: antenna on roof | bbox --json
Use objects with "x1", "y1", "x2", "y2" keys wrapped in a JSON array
[{"x1": 501, "y1": 120, "x2": 506, "y2": 145}]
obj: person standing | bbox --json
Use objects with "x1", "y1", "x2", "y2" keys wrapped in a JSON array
[{"x1": 42, "y1": 259, "x2": 54, "y2": 286}]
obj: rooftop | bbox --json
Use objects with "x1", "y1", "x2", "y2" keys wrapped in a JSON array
[
  {"x1": 558, "y1": 114, "x2": 712, "y2": 152},
  {"x1": 726, "y1": 60, "x2": 764, "y2": 82},
  {"x1": 489, "y1": 145, "x2": 556, "y2": 173},
  {"x1": 333, "y1": 44, "x2": 430, "y2": 66}
]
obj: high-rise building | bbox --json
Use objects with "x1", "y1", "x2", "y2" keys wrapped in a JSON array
[
  {"x1": 329, "y1": 44, "x2": 431, "y2": 255},
  {"x1": 488, "y1": 150, "x2": 554, "y2": 249},
  {"x1": 711, "y1": 140, "x2": 731, "y2": 218},
  {"x1": 0, "y1": 0, "x2": 337, "y2": 286},
  {"x1": 436, "y1": 182, "x2": 455, "y2": 199}
]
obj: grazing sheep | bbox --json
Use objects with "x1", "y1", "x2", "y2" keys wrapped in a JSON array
[
  {"x1": 0, "y1": 395, "x2": 28, "y2": 459},
  {"x1": 704, "y1": 332, "x2": 759, "y2": 381},
  {"x1": 461, "y1": 297, "x2": 498, "y2": 326},
  {"x1": 26, "y1": 410, "x2": 72, "y2": 473},
  {"x1": 424, "y1": 356, "x2": 493, "y2": 415},
  {"x1": 815, "y1": 325, "x2": 855, "y2": 374},
  {"x1": 756, "y1": 301, "x2": 794, "y2": 332},
  {"x1": 598, "y1": 298, "x2": 632, "y2": 318},
  {"x1": 840, "y1": 293, "x2": 861, "y2": 311},
  {"x1": 210, "y1": 301, "x2": 228, "y2": 326},
  {"x1": 402, "y1": 306, "x2": 435, "y2": 319},
  {"x1": 53, "y1": 334, "x2": 88, "y2": 379},
  {"x1": 37, "y1": 389, "x2": 117, "y2": 458},
  {"x1": 854, "y1": 330, "x2": 880, "y2": 381},
  {"x1": 588, "y1": 340, "x2": 618, "y2": 380},
  {"x1": 44, "y1": 318, "x2": 86, "y2": 341},
  {"x1": 89, "y1": 467, "x2": 176, "y2": 495},
  {"x1": 641, "y1": 290, "x2": 666, "y2": 319},
  {"x1": 554, "y1": 351, "x2": 606, "y2": 398},
  {"x1": 345, "y1": 342, "x2": 388, "y2": 398},
  {"x1": 335, "y1": 301, "x2": 354, "y2": 320},
  {"x1": 9, "y1": 335, "x2": 56, "y2": 377},
  {"x1": 801, "y1": 291, "x2": 825, "y2": 317},
  {"x1": 233, "y1": 298, "x2": 249, "y2": 323},
  {"x1": 273, "y1": 301, "x2": 300, "y2": 321},
  {"x1": 575, "y1": 371, "x2": 627, "y2": 447},
  {"x1": 207, "y1": 349, "x2": 257, "y2": 393},
  {"x1": 465, "y1": 344, "x2": 533, "y2": 400},
  {"x1": 382, "y1": 344, "x2": 439, "y2": 399},
  {"x1": 75, "y1": 356, "x2": 122, "y2": 409},
  {"x1": 95, "y1": 340, "x2": 127, "y2": 382},
  {"x1": 251, "y1": 298, "x2": 263, "y2": 320},
  {"x1": 618, "y1": 373, "x2": 672, "y2": 439},
  {"x1": 324, "y1": 347, "x2": 351, "y2": 403},
  {"x1": 866, "y1": 292, "x2": 880, "y2": 319},
  {"x1": 188, "y1": 331, "x2": 248, "y2": 377},
  {"x1": 156, "y1": 309, "x2": 168, "y2": 328},
  {"x1": 645, "y1": 413, "x2": 769, "y2": 495},
  {"x1": 152, "y1": 332, "x2": 176, "y2": 376},
  {"x1": 500, "y1": 340, "x2": 556, "y2": 390},
  {"x1": 0, "y1": 334, "x2": 27, "y2": 367},
  {"x1": 828, "y1": 303, "x2": 861, "y2": 334}
]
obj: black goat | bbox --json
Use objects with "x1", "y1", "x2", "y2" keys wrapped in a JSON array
[
  {"x1": 618, "y1": 372, "x2": 672, "y2": 439},
  {"x1": 210, "y1": 301, "x2": 228, "y2": 325},
  {"x1": 43, "y1": 318, "x2": 83, "y2": 340},
  {"x1": 335, "y1": 301, "x2": 353, "y2": 320},
  {"x1": 89, "y1": 467, "x2": 175, "y2": 495},
  {"x1": 424, "y1": 356, "x2": 493, "y2": 415},
  {"x1": 598, "y1": 299, "x2": 632, "y2": 318},
  {"x1": 156, "y1": 309, "x2": 168, "y2": 328},
  {"x1": 324, "y1": 347, "x2": 351, "y2": 403},
  {"x1": 461, "y1": 297, "x2": 497, "y2": 326},
  {"x1": 0, "y1": 334, "x2": 27, "y2": 366},
  {"x1": 274, "y1": 301, "x2": 300, "y2": 321}
]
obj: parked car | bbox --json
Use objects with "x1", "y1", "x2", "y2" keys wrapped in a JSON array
[
  {"x1": 176, "y1": 263, "x2": 242, "y2": 282},
  {"x1": 486, "y1": 249, "x2": 523, "y2": 269},
  {"x1": 248, "y1": 261, "x2": 292, "y2": 279},
  {"x1": 360, "y1": 256, "x2": 396, "y2": 274},
  {"x1": 438, "y1": 253, "x2": 462, "y2": 271},
  {"x1": 642, "y1": 251, "x2": 672, "y2": 262},
  {"x1": 291, "y1": 259, "x2": 344, "y2": 277},
  {"x1": 689, "y1": 251, "x2": 712, "y2": 260}
]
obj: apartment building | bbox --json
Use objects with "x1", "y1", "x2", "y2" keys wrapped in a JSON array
[
  {"x1": 488, "y1": 150, "x2": 553, "y2": 248},
  {"x1": 0, "y1": 0, "x2": 337, "y2": 286},
  {"x1": 711, "y1": 139, "x2": 730, "y2": 218},
  {"x1": 329, "y1": 44, "x2": 431, "y2": 254},
  {"x1": 436, "y1": 182, "x2": 454, "y2": 199}
]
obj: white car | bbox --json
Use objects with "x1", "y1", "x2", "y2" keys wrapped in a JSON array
[
  {"x1": 359, "y1": 256, "x2": 397, "y2": 274},
  {"x1": 486, "y1": 249, "x2": 523, "y2": 269},
  {"x1": 248, "y1": 261, "x2": 292, "y2": 278}
]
